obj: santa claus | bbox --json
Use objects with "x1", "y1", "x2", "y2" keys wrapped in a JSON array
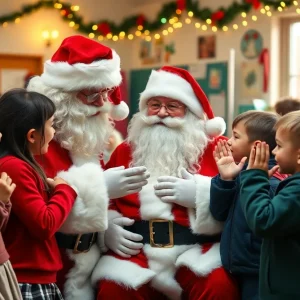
[
  {"x1": 27, "y1": 35, "x2": 149, "y2": 300},
  {"x1": 91, "y1": 66, "x2": 240, "y2": 299}
]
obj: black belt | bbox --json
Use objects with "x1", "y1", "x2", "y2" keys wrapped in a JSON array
[
  {"x1": 55, "y1": 232, "x2": 98, "y2": 254},
  {"x1": 124, "y1": 220, "x2": 221, "y2": 248}
]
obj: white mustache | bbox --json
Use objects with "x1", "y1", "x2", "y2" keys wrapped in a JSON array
[
  {"x1": 75, "y1": 101, "x2": 111, "y2": 117},
  {"x1": 140, "y1": 115, "x2": 185, "y2": 128}
]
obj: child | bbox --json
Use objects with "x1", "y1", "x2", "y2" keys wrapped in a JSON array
[
  {"x1": 0, "y1": 89, "x2": 77, "y2": 299},
  {"x1": 239, "y1": 111, "x2": 300, "y2": 299},
  {"x1": 210, "y1": 111, "x2": 284, "y2": 300},
  {"x1": 0, "y1": 168, "x2": 22, "y2": 300}
]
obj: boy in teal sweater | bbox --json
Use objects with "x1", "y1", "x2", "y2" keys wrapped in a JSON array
[{"x1": 239, "y1": 111, "x2": 300, "y2": 300}]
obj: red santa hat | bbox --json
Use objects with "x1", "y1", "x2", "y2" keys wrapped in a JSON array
[
  {"x1": 40, "y1": 35, "x2": 128, "y2": 120},
  {"x1": 139, "y1": 66, "x2": 226, "y2": 137}
]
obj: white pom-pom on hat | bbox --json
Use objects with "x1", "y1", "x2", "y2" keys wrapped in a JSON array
[{"x1": 205, "y1": 117, "x2": 226, "y2": 137}]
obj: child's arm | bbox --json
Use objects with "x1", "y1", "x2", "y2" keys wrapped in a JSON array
[
  {"x1": 240, "y1": 143, "x2": 300, "y2": 237},
  {"x1": 1, "y1": 160, "x2": 76, "y2": 240},
  {"x1": 0, "y1": 172, "x2": 16, "y2": 231},
  {"x1": 210, "y1": 175, "x2": 236, "y2": 222},
  {"x1": 209, "y1": 140, "x2": 245, "y2": 221}
]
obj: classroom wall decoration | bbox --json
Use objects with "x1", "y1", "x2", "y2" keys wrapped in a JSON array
[
  {"x1": 1, "y1": 0, "x2": 299, "y2": 42},
  {"x1": 241, "y1": 61, "x2": 263, "y2": 97},
  {"x1": 198, "y1": 35, "x2": 216, "y2": 59},
  {"x1": 241, "y1": 29, "x2": 263, "y2": 59}
]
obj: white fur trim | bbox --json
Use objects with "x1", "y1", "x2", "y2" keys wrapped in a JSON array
[
  {"x1": 41, "y1": 50, "x2": 122, "y2": 91},
  {"x1": 57, "y1": 162, "x2": 109, "y2": 233},
  {"x1": 139, "y1": 177, "x2": 174, "y2": 220},
  {"x1": 97, "y1": 210, "x2": 124, "y2": 252},
  {"x1": 144, "y1": 244, "x2": 190, "y2": 299},
  {"x1": 189, "y1": 174, "x2": 223, "y2": 234},
  {"x1": 205, "y1": 117, "x2": 226, "y2": 137},
  {"x1": 92, "y1": 243, "x2": 221, "y2": 297},
  {"x1": 91, "y1": 255, "x2": 156, "y2": 288},
  {"x1": 176, "y1": 243, "x2": 222, "y2": 276},
  {"x1": 140, "y1": 70, "x2": 203, "y2": 118},
  {"x1": 64, "y1": 244, "x2": 101, "y2": 300},
  {"x1": 109, "y1": 101, "x2": 129, "y2": 121}
]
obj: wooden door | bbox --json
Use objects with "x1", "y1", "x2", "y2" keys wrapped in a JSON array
[{"x1": 0, "y1": 54, "x2": 43, "y2": 94}]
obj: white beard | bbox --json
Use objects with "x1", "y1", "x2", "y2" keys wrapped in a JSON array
[
  {"x1": 41, "y1": 87, "x2": 114, "y2": 158},
  {"x1": 127, "y1": 111, "x2": 210, "y2": 177}
]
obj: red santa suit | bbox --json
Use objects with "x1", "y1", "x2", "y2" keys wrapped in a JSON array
[
  {"x1": 92, "y1": 140, "x2": 240, "y2": 300},
  {"x1": 28, "y1": 35, "x2": 130, "y2": 300},
  {"x1": 91, "y1": 66, "x2": 239, "y2": 299}
]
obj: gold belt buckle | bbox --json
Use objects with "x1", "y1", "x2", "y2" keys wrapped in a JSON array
[
  {"x1": 149, "y1": 219, "x2": 174, "y2": 248},
  {"x1": 73, "y1": 233, "x2": 96, "y2": 254}
]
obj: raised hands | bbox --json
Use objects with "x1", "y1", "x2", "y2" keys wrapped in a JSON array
[
  {"x1": 213, "y1": 140, "x2": 247, "y2": 181},
  {"x1": 0, "y1": 172, "x2": 16, "y2": 204},
  {"x1": 247, "y1": 142, "x2": 279, "y2": 177}
]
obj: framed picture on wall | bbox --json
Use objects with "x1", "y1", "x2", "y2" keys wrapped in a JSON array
[{"x1": 198, "y1": 35, "x2": 216, "y2": 59}]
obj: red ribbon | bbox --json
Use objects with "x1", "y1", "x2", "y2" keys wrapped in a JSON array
[
  {"x1": 176, "y1": 0, "x2": 186, "y2": 11},
  {"x1": 97, "y1": 22, "x2": 111, "y2": 35},
  {"x1": 246, "y1": 0, "x2": 261, "y2": 10},
  {"x1": 259, "y1": 48, "x2": 269, "y2": 93},
  {"x1": 136, "y1": 14, "x2": 146, "y2": 26}
]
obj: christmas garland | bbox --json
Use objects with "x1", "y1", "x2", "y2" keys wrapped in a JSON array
[{"x1": 0, "y1": 0, "x2": 296, "y2": 37}]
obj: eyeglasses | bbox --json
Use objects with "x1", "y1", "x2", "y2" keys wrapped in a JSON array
[
  {"x1": 82, "y1": 87, "x2": 115, "y2": 104},
  {"x1": 147, "y1": 99, "x2": 185, "y2": 113}
]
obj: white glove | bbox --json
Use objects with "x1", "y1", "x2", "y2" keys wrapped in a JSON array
[
  {"x1": 104, "y1": 166, "x2": 150, "y2": 199},
  {"x1": 104, "y1": 217, "x2": 144, "y2": 258},
  {"x1": 154, "y1": 169, "x2": 196, "y2": 208}
]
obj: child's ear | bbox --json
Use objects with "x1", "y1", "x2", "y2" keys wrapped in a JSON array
[
  {"x1": 251, "y1": 140, "x2": 261, "y2": 148},
  {"x1": 26, "y1": 129, "x2": 37, "y2": 144}
]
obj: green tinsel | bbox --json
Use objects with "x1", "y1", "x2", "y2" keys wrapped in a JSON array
[{"x1": 0, "y1": 0, "x2": 296, "y2": 37}]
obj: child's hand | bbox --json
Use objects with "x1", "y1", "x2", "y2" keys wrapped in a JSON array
[
  {"x1": 247, "y1": 142, "x2": 279, "y2": 177},
  {"x1": 47, "y1": 177, "x2": 69, "y2": 189},
  {"x1": 213, "y1": 140, "x2": 247, "y2": 181},
  {"x1": 0, "y1": 172, "x2": 16, "y2": 204}
]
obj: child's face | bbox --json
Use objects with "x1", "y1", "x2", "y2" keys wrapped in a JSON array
[
  {"x1": 227, "y1": 121, "x2": 253, "y2": 162},
  {"x1": 29, "y1": 116, "x2": 55, "y2": 155},
  {"x1": 272, "y1": 128, "x2": 300, "y2": 174}
]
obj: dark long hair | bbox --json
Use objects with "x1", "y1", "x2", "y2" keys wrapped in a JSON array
[{"x1": 0, "y1": 88, "x2": 55, "y2": 190}]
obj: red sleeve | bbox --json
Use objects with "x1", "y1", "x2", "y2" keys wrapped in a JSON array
[
  {"x1": 0, "y1": 201, "x2": 11, "y2": 232},
  {"x1": 1, "y1": 158, "x2": 77, "y2": 240}
]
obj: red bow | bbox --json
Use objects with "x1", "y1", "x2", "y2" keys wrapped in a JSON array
[
  {"x1": 97, "y1": 22, "x2": 111, "y2": 36},
  {"x1": 211, "y1": 10, "x2": 225, "y2": 22},
  {"x1": 136, "y1": 14, "x2": 146, "y2": 27},
  {"x1": 246, "y1": 0, "x2": 261, "y2": 10},
  {"x1": 176, "y1": 0, "x2": 186, "y2": 11}
]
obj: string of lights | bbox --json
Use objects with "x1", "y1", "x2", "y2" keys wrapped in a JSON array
[{"x1": 0, "y1": 0, "x2": 299, "y2": 42}]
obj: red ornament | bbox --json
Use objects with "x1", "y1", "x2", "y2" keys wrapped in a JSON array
[
  {"x1": 61, "y1": 9, "x2": 70, "y2": 16},
  {"x1": 136, "y1": 14, "x2": 146, "y2": 27},
  {"x1": 211, "y1": 10, "x2": 225, "y2": 25},
  {"x1": 176, "y1": 0, "x2": 186, "y2": 11},
  {"x1": 97, "y1": 22, "x2": 111, "y2": 35},
  {"x1": 246, "y1": 0, "x2": 261, "y2": 10},
  {"x1": 253, "y1": 32, "x2": 259, "y2": 40}
]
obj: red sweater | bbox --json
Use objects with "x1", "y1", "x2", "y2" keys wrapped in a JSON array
[
  {"x1": 0, "y1": 156, "x2": 77, "y2": 284},
  {"x1": 0, "y1": 201, "x2": 11, "y2": 265}
]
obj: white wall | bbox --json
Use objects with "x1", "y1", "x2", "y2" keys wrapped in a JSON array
[
  {"x1": 0, "y1": 0, "x2": 133, "y2": 61},
  {"x1": 0, "y1": 0, "x2": 289, "y2": 112}
]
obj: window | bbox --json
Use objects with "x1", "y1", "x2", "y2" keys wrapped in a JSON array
[
  {"x1": 289, "y1": 22, "x2": 300, "y2": 98},
  {"x1": 280, "y1": 17, "x2": 300, "y2": 98}
]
